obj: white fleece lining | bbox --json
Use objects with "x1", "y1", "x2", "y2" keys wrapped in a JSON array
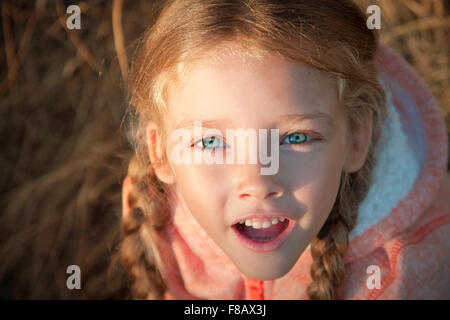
[{"x1": 349, "y1": 79, "x2": 421, "y2": 240}]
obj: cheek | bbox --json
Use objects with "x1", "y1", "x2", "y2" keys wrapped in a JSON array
[
  {"x1": 296, "y1": 165, "x2": 342, "y2": 229},
  {"x1": 172, "y1": 164, "x2": 228, "y2": 225},
  {"x1": 289, "y1": 141, "x2": 347, "y2": 229}
]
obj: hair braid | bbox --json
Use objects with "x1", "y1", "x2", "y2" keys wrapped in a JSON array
[
  {"x1": 119, "y1": 154, "x2": 170, "y2": 299},
  {"x1": 307, "y1": 174, "x2": 356, "y2": 299}
]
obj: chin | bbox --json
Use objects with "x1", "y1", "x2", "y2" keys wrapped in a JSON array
[
  {"x1": 231, "y1": 250, "x2": 303, "y2": 281},
  {"x1": 242, "y1": 269, "x2": 289, "y2": 281},
  {"x1": 237, "y1": 262, "x2": 294, "y2": 280}
]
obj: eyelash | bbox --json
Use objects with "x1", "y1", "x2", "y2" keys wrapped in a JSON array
[
  {"x1": 191, "y1": 136, "x2": 226, "y2": 150},
  {"x1": 280, "y1": 131, "x2": 315, "y2": 145},
  {"x1": 191, "y1": 131, "x2": 321, "y2": 150}
]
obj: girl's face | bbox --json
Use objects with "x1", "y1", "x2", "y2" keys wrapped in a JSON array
[{"x1": 151, "y1": 51, "x2": 369, "y2": 280}]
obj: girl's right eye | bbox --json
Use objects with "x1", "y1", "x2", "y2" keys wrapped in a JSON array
[{"x1": 192, "y1": 136, "x2": 227, "y2": 149}]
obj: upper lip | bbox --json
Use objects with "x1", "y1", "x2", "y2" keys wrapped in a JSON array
[{"x1": 231, "y1": 210, "x2": 296, "y2": 225}]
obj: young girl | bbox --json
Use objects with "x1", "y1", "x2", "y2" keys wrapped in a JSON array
[{"x1": 119, "y1": 0, "x2": 450, "y2": 299}]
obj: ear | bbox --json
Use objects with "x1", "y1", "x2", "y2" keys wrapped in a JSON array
[
  {"x1": 147, "y1": 121, "x2": 176, "y2": 184},
  {"x1": 343, "y1": 112, "x2": 373, "y2": 173},
  {"x1": 122, "y1": 175, "x2": 133, "y2": 219}
]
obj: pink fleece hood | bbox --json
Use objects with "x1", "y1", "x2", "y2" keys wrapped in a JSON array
[{"x1": 151, "y1": 43, "x2": 450, "y2": 300}]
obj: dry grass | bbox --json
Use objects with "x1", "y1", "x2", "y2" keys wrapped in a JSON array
[
  {"x1": 355, "y1": 0, "x2": 450, "y2": 131},
  {"x1": 0, "y1": 0, "x2": 448, "y2": 298}
]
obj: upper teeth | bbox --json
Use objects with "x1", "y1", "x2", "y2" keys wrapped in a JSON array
[{"x1": 238, "y1": 217, "x2": 286, "y2": 229}]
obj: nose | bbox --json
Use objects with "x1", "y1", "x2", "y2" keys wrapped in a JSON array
[{"x1": 236, "y1": 171, "x2": 284, "y2": 202}]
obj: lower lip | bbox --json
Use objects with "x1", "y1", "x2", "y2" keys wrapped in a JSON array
[{"x1": 232, "y1": 220, "x2": 296, "y2": 253}]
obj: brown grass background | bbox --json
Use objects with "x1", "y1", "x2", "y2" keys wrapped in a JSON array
[{"x1": 0, "y1": 0, "x2": 448, "y2": 299}]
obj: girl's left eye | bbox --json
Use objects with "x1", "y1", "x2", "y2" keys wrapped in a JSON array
[{"x1": 281, "y1": 132, "x2": 312, "y2": 145}]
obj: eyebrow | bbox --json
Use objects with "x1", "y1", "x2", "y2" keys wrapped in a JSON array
[
  {"x1": 175, "y1": 118, "x2": 235, "y2": 130},
  {"x1": 175, "y1": 112, "x2": 334, "y2": 129},
  {"x1": 275, "y1": 112, "x2": 334, "y2": 128}
]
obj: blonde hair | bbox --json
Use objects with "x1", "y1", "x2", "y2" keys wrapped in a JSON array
[{"x1": 119, "y1": 0, "x2": 386, "y2": 300}]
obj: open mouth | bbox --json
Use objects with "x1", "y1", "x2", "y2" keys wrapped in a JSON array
[
  {"x1": 233, "y1": 217, "x2": 289, "y2": 242},
  {"x1": 231, "y1": 217, "x2": 294, "y2": 252}
]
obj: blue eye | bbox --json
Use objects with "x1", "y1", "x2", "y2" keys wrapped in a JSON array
[
  {"x1": 194, "y1": 136, "x2": 226, "y2": 149},
  {"x1": 281, "y1": 132, "x2": 311, "y2": 145}
]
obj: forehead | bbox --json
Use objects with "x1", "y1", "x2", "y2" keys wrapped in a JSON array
[{"x1": 165, "y1": 51, "x2": 342, "y2": 129}]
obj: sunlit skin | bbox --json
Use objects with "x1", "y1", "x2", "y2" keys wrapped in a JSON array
[{"x1": 146, "y1": 49, "x2": 372, "y2": 280}]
